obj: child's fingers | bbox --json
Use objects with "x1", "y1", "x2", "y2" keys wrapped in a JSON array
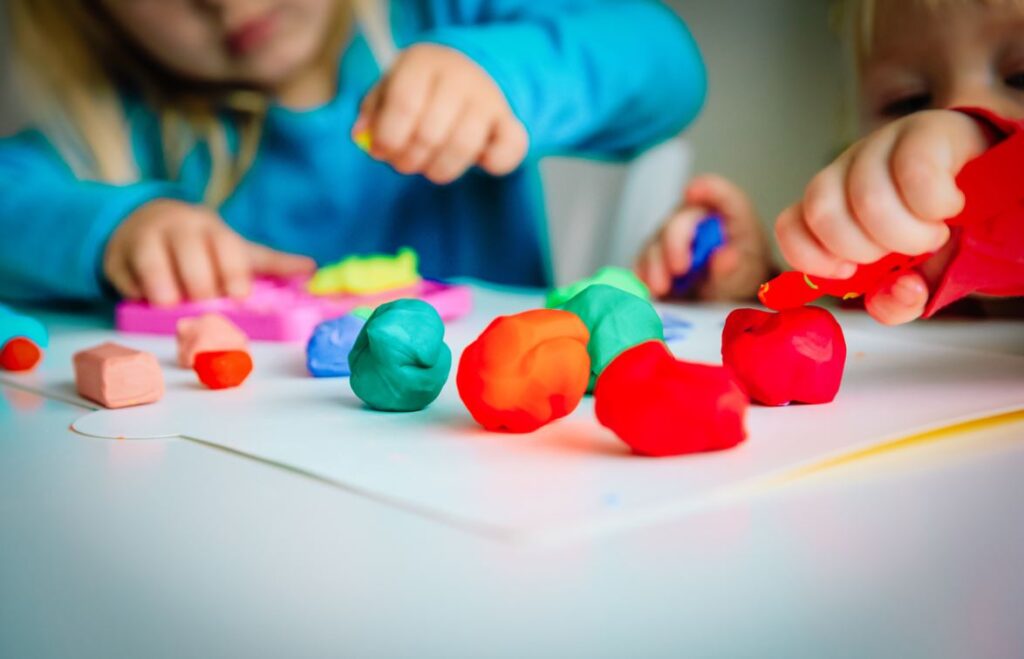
[
  {"x1": 423, "y1": 109, "x2": 490, "y2": 184},
  {"x1": 478, "y1": 115, "x2": 529, "y2": 176},
  {"x1": 210, "y1": 230, "x2": 252, "y2": 299},
  {"x1": 169, "y1": 230, "x2": 219, "y2": 301},
  {"x1": 353, "y1": 86, "x2": 381, "y2": 140},
  {"x1": 864, "y1": 271, "x2": 929, "y2": 325},
  {"x1": 130, "y1": 234, "x2": 180, "y2": 306},
  {"x1": 370, "y1": 59, "x2": 437, "y2": 158},
  {"x1": 104, "y1": 254, "x2": 142, "y2": 300},
  {"x1": 659, "y1": 208, "x2": 702, "y2": 275},
  {"x1": 393, "y1": 80, "x2": 467, "y2": 174},
  {"x1": 803, "y1": 162, "x2": 887, "y2": 265},
  {"x1": 891, "y1": 125, "x2": 965, "y2": 225},
  {"x1": 776, "y1": 201, "x2": 857, "y2": 279},
  {"x1": 246, "y1": 243, "x2": 317, "y2": 277},
  {"x1": 847, "y1": 128, "x2": 948, "y2": 256},
  {"x1": 684, "y1": 175, "x2": 758, "y2": 241},
  {"x1": 637, "y1": 241, "x2": 672, "y2": 297}
]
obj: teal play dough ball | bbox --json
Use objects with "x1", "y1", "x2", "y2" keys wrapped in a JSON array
[
  {"x1": 561, "y1": 284, "x2": 665, "y2": 392},
  {"x1": 348, "y1": 299, "x2": 452, "y2": 412}
]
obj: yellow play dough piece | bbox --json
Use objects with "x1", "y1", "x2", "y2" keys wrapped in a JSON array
[
  {"x1": 354, "y1": 128, "x2": 373, "y2": 152},
  {"x1": 308, "y1": 248, "x2": 421, "y2": 296}
]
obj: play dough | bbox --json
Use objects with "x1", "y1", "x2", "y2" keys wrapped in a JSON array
[
  {"x1": 561, "y1": 284, "x2": 664, "y2": 392},
  {"x1": 73, "y1": 342, "x2": 164, "y2": 409},
  {"x1": 348, "y1": 299, "x2": 452, "y2": 412},
  {"x1": 308, "y1": 248, "x2": 421, "y2": 296},
  {"x1": 176, "y1": 313, "x2": 248, "y2": 368},
  {"x1": 456, "y1": 309, "x2": 591, "y2": 433},
  {"x1": 306, "y1": 314, "x2": 366, "y2": 378},
  {"x1": 0, "y1": 337, "x2": 42, "y2": 372},
  {"x1": 722, "y1": 307, "x2": 847, "y2": 406},
  {"x1": 545, "y1": 266, "x2": 650, "y2": 309},
  {"x1": 594, "y1": 341, "x2": 748, "y2": 457},
  {"x1": 0, "y1": 305, "x2": 48, "y2": 371},
  {"x1": 194, "y1": 350, "x2": 253, "y2": 390}
]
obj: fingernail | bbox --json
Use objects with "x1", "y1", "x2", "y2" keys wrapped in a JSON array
[
  {"x1": 227, "y1": 281, "x2": 248, "y2": 298},
  {"x1": 834, "y1": 262, "x2": 857, "y2": 279},
  {"x1": 892, "y1": 277, "x2": 927, "y2": 305}
]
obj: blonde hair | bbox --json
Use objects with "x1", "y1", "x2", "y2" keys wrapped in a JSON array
[{"x1": 6, "y1": 0, "x2": 391, "y2": 207}]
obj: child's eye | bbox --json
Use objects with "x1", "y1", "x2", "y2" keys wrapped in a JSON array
[
  {"x1": 1006, "y1": 71, "x2": 1024, "y2": 90},
  {"x1": 879, "y1": 94, "x2": 932, "y2": 118}
]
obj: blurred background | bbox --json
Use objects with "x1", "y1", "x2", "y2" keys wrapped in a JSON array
[{"x1": 0, "y1": 0, "x2": 847, "y2": 279}]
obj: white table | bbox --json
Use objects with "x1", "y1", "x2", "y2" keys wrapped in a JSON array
[{"x1": 1, "y1": 289, "x2": 1022, "y2": 658}]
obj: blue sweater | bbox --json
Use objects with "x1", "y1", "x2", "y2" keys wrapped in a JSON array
[{"x1": 0, "y1": 0, "x2": 706, "y2": 302}]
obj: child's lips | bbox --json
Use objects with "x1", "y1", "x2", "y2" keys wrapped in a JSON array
[{"x1": 225, "y1": 9, "x2": 281, "y2": 57}]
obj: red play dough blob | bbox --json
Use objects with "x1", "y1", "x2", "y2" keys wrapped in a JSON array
[
  {"x1": 722, "y1": 306, "x2": 847, "y2": 406},
  {"x1": 456, "y1": 309, "x2": 591, "y2": 433},
  {"x1": 1, "y1": 337, "x2": 42, "y2": 372},
  {"x1": 194, "y1": 350, "x2": 253, "y2": 390},
  {"x1": 594, "y1": 341, "x2": 748, "y2": 457}
]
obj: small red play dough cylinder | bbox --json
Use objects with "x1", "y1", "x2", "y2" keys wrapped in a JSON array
[
  {"x1": 594, "y1": 341, "x2": 748, "y2": 457},
  {"x1": 456, "y1": 309, "x2": 591, "y2": 433},
  {"x1": 1, "y1": 337, "x2": 42, "y2": 372},
  {"x1": 194, "y1": 350, "x2": 253, "y2": 389},
  {"x1": 721, "y1": 306, "x2": 847, "y2": 406}
]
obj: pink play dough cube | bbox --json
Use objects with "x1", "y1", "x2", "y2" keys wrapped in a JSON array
[
  {"x1": 176, "y1": 313, "x2": 249, "y2": 367},
  {"x1": 73, "y1": 342, "x2": 164, "y2": 409}
]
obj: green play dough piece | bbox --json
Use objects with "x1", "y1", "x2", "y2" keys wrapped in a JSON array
[
  {"x1": 545, "y1": 266, "x2": 651, "y2": 309},
  {"x1": 561, "y1": 284, "x2": 665, "y2": 392},
  {"x1": 348, "y1": 299, "x2": 452, "y2": 412}
]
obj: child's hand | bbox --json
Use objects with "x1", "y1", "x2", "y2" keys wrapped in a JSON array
[
  {"x1": 775, "y1": 109, "x2": 989, "y2": 324},
  {"x1": 103, "y1": 199, "x2": 316, "y2": 306},
  {"x1": 353, "y1": 44, "x2": 529, "y2": 184},
  {"x1": 637, "y1": 174, "x2": 771, "y2": 300}
]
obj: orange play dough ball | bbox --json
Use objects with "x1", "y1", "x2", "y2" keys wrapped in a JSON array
[
  {"x1": 0, "y1": 337, "x2": 42, "y2": 372},
  {"x1": 194, "y1": 350, "x2": 253, "y2": 390},
  {"x1": 456, "y1": 309, "x2": 591, "y2": 433}
]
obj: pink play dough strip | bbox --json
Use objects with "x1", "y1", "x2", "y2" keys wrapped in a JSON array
[{"x1": 116, "y1": 277, "x2": 473, "y2": 342}]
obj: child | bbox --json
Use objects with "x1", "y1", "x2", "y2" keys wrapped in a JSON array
[
  {"x1": 641, "y1": 0, "x2": 1024, "y2": 324},
  {"x1": 0, "y1": 0, "x2": 707, "y2": 305}
]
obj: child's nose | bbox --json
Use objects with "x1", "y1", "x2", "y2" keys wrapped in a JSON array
[{"x1": 943, "y1": 86, "x2": 1024, "y2": 120}]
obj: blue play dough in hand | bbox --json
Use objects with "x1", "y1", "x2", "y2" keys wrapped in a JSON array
[
  {"x1": 306, "y1": 314, "x2": 366, "y2": 378},
  {"x1": 671, "y1": 214, "x2": 726, "y2": 295},
  {"x1": 0, "y1": 304, "x2": 49, "y2": 348}
]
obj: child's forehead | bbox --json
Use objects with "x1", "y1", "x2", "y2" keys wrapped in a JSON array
[{"x1": 858, "y1": 0, "x2": 1024, "y2": 60}]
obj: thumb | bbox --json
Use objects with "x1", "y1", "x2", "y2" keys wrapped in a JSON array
[{"x1": 246, "y1": 242, "x2": 317, "y2": 277}]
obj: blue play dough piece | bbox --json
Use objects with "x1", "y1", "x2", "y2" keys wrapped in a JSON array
[
  {"x1": 0, "y1": 304, "x2": 49, "y2": 348},
  {"x1": 660, "y1": 313, "x2": 693, "y2": 342},
  {"x1": 306, "y1": 314, "x2": 366, "y2": 378},
  {"x1": 671, "y1": 214, "x2": 726, "y2": 295}
]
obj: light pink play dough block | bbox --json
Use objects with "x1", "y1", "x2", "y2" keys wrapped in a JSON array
[
  {"x1": 73, "y1": 342, "x2": 164, "y2": 409},
  {"x1": 176, "y1": 313, "x2": 249, "y2": 367}
]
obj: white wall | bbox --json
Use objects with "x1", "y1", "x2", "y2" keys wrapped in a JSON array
[{"x1": 669, "y1": 0, "x2": 848, "y2": 238}]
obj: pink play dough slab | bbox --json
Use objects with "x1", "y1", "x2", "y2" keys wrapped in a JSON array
[
  {"x1": 72, "y1": 342, "x2": 164, "y2": 409},
  {"x1": 116, "y1": 277, "x2": 473, "y2": 342}
]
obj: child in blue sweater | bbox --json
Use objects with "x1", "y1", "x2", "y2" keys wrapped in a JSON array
[{"x1": 0, "y1": 0, "x2": 707, "y2": 305}]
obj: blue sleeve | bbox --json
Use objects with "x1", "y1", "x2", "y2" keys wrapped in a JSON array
[
  {"x1": 0, "y1": 131, "x2": 186, "y2": 302},
  {"x1": 414, "y1": 0, "x2": 707, "y2": 159}
]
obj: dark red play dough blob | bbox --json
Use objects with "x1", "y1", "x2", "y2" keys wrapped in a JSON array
[
  {"x1": 721, "y1": 306, "x2": 847, "y2": 406},
  {"x1": 594, "y1": 341, "x2": 749, "y2": 457},
  {"x1": 194, "y1": 350, "x2": 253, "y2": 389},
  {"x1": 1, "y1": 337, "x2": 42, "y2": 372}
]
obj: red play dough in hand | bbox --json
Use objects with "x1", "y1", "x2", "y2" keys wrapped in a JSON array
[
  {"x1": 594, "y1": 341, "x2": 748, "y2": 457},
  {"x1": 722, "y1": 306, "x2": 847, "y2": 406},
  {"x1": 194, "y1": 350, "x2": 253, "y2": 389},
  {"x1": 0, "y1": 337, "x2": 42, "y2": 372},
  {"x1": 457, "y1": 309, "x2": 591, "y2": 433}
]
